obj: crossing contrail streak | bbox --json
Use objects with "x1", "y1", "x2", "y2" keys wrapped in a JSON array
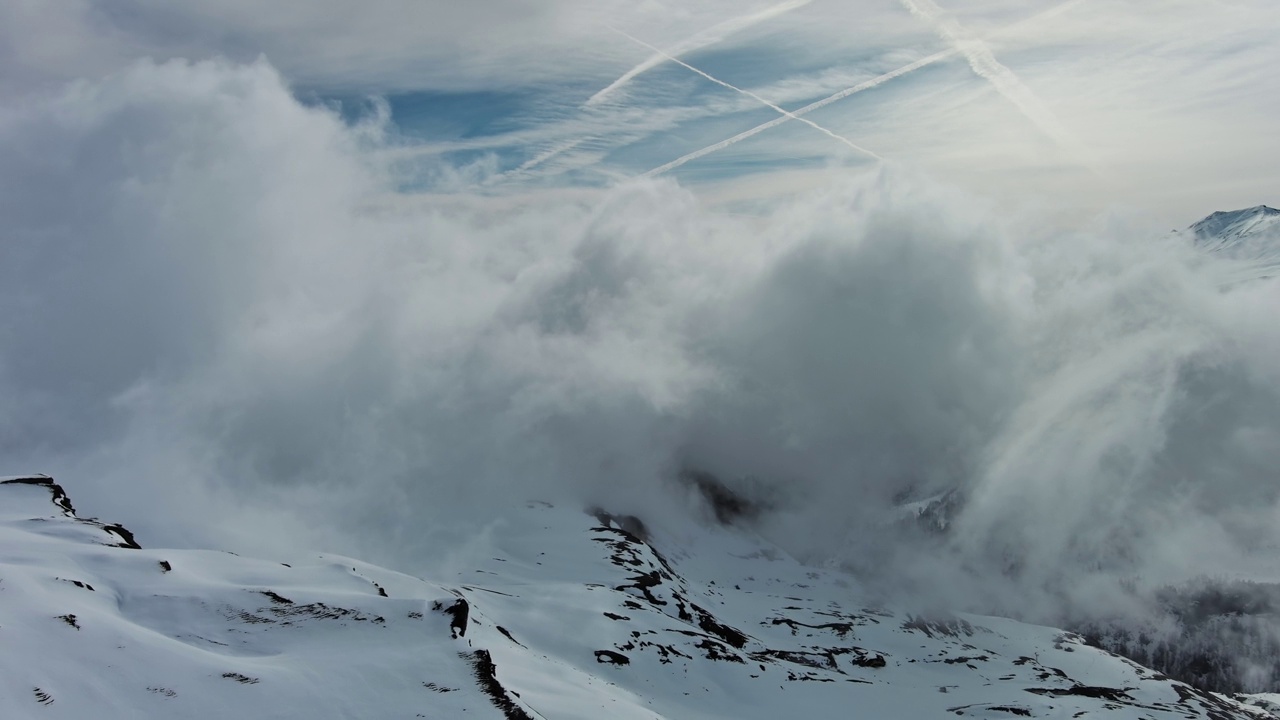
[
  {"x1": 644, "y1": 0, "x2": 1084, "y2": 177},
  {"x1": 521, "y1": 2, "x2": 811, "y2": 177},
  {"x1": 511, "y1": 2, "x2": 813, "y2": 178},
  {"x1": 645, "y1": 48, "x2": 948, "y2": 177},
  {"x1": 612, "y1": 28, "x2": 883, "y2": 162},
  {"x1": 514, "y1": 140, "x2": 585, "y2": 172},
  {"x1": 587, "y1": 0, "x2": 812, "y2": 107},
  {"x1": 896, "y1": 0, "x2": 1091, "y2": 159},
  {"x1": 477, "y1": 139, "x2": 589, "y2": 187}
]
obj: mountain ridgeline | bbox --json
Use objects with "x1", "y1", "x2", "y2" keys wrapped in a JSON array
[
  {"x1": 1191, "y1": 205, "x2": 1280, "y2": 242},
  {"x1": 4, "y1": 474, "x2": 1278, "y2": 718}
]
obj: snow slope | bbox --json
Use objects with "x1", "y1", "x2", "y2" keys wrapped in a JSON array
[
  {"x1": 0, "y1": 476, "x2": 516, "y2": 719},
  {"x1": 1191, "y1": 205, "x2": 1280, "y2": 280},
  {"x1": 1, "y1": 476, "x2": 1274, "y2": 718},
  {"x1": 1192, "y1": 206, "x2": 1280, "y2": 242}
]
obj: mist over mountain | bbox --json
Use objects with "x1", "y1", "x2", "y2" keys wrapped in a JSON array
[
  {"x1": 2, "y1": 56, "x2": 1278, "y2": 629},
  {"x1": 3, "y1": 1, "x2": 1280, "y2": 712}
]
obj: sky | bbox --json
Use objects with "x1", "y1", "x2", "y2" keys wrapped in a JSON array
[
  {"x1": 2, "y1": 0, "x2": 1280, "y2": 629},
  {"x1": 4, "y1": 0, "x2": 1280, "y2": 221}
]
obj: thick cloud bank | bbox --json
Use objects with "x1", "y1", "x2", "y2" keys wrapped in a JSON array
[{"x1": 3, "y1": 60, "x2": 1280, "y2": 635}]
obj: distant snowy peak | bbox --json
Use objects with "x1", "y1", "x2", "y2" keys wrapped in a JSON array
[
  {"x1": 1192, "y1": 205, "x2": 1280, "y2": 241},
  {"x1": 1190, "y1": 206, "x2": 1280, "y2": 280}
]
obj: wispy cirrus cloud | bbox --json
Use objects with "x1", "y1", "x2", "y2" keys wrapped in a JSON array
[
  {"x1": 644, "y1": 0, "x2": 1086, "y2": 178},
  {"x1": 894, "y1": 0, "x2": 1096, "y2": 169},
  {"x1": 585, "y1": 0, "x2": 812, "y2": 107},
  {"x1": 11, "y1": 1, "x2": 1276, "y2": 217},
  {"x1": 610, "y1": 26, "x2": 882, "y2": 163}
]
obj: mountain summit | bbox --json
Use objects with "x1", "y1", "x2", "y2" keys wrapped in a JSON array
[{"x1": 1191, "y1": 205, "x2": 1280, "y2": 241}]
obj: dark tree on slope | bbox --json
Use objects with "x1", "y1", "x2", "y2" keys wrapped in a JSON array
[{"x1": 1079, "y1": 580, "x2": 1280, "y2": 694}]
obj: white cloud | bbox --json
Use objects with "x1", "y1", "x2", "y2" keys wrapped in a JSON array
[{"x1": 2, "y1": 0, "x2": 1280, "y2": 634}]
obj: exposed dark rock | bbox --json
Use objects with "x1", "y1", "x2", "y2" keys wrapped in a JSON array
[
  {"x1": 675, "y1": 597, "x2": 693, "y2": 622},
  {"x1": 251, "y1": 601, "x2": 385, "y2": 625},
  {"x1": 101, "y1": 523, "x2": 141, "y2": 549},
  {"x1": 590, "y1": 508, "x2": 650, "y2": 542},
  {"x1": 423, "y1": 682, "x2": 455, "y2": 693},
  {"x1": 468, "y1": 649, "x2": 534, "y2": 720},
  {"x1": 853, "y1": 654, "x2": 887, "y2": 668},
  {"x1": 752, "y1": 649, "x2": 836, "y2": 671},
  {"x1": 616, "y1": 569, "x2": 667, "y2": 607},
  {"x1": 1025, "y1": 685, "x2": 1134, "y2": 702},
  {"x1": 496, "y1": 625, "x2": 525, "y2": 648},
  {"x1": 147, "y1": 687, "x2": 177, "y2": 697},
  {"x1": 902, "y1": 615, "x2": 975, "y2": 639},
  {"x1": 679, "y1": 469, "x2": 768, "y2": 525},
  {"x1": 58, "y1": 578, "x2": 94, "y2": 591},
  {"x1": 439, "y1": 598, "x2": 469, "y2": 638},
  {"x1": 2, "y1": 476, "x2": 74, "y2": 515},
  {"x1": 943, "y1": 655, "x2": 989, "y2": 665},
  {"x1": 695, "y1": 639, "x2": 745, "y2": 663},
  {"x1": 595, "y1": 649, "x2": 631, "y2": 665},
  {"x1": 260, "y1": 590, "x2": 294, "y2": 605},
  {"x1": 948, "y1": 704, "x2": 1032, "y2": 717},
  {"x1": 1172, "y1": 683, "x2": 1257, "y2": 720},
  {"x1": 2, "y1": 476, "x2": 144, "y2": 548},
  {"x1": 692, "y1": 603, "x2": 748, "y2": 648},
  {"x1": 769, "y1": 616, "x2": 858, "y2": 638}
]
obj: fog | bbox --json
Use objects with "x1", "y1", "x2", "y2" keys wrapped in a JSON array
[{"x1": 2, "y1": 59, "x2": 1278, "y2": 643}]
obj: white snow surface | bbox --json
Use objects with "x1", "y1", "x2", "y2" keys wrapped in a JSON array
[
  {"x1": 1191, "y1": 206, "x2": 1280, "y2": 280},
  {"x1": 1192, "y1": 206, "x2": 1280, "y2": 242},
  {"x1": 1, "y1": 477, "x2": 1275, "y2": 719}
]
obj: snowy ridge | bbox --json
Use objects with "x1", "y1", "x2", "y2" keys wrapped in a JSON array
[
  {"x1": 0, "y1": 475, "x2": 533, "y2": 719},
  {"x1": 1191, "y1": 206, "x2": 1280, "y2": 242},
  {"x1": 1191, "y1": 206, "x2": 1280, "y2": 281},
  {"x1": 2, "y1": 477, "x2": 1276, "y2": 718}
]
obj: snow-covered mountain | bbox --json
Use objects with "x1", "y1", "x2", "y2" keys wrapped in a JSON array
[
  {"x1": 1190, "y1": 205, "x2": 1280, "y2": 280},
  {"x1": 4, "y1": 475, "x2": 1276, "y2": 719},
  {"x1": 1191, "y1": 206, "x2": 1280, "y2": 242}
]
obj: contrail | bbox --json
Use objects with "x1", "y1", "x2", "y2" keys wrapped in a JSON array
[
  {"x1": 587, "y1": 0, "x2": 812, "y2": 107},
  {"x1": 611, "y1": 28, "x2": 883, "y2": 162},
  {"x1": 645, "y1": 0, "x2": 1084, "y2": 177},
  {"x1": 517, "y1": 1, "x2": 813, "y2": 178},
  {"x1": 896, "y1": 0, "x2": 1091, "y2": 159},
  {"x1": 514, "y1": 140, "x2": 585, "y2": 173},
  {"x1": 645, "y1": 48, "x2": 949, "y2": 177},
  {"x1": 483, "y1": 138, "x2": 587, "y2": 185}
]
